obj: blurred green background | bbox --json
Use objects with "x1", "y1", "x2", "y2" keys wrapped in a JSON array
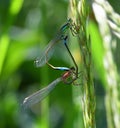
[{"x1": 0, "y1": 0, "x2": 120, "y2": 128}]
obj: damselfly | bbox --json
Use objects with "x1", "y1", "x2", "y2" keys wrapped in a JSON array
[
  {"x1": 34, "y1": 19, "x2": 77, "y2": 71},
  {"x1": 23, "y1": 19, "x2": 80, "y2": 108},
  {"x1": 23, "y1": 67, "x2": 78, "y2": 108}
]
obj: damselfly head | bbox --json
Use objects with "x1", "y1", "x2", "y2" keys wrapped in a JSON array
[
  {"x1": 61, "y1": 67, "x2": 78, "y2": 84},
  {"x1": 67, "y1": 18, "x2": 72, "y2": 24},
  {"x1": 70, "y1": 67, "x2": 75, "y2": 71}
]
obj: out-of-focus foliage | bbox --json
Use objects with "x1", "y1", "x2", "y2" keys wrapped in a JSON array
[{"x1": 0, "y1": 0, "x2": 120, "y2": 128}]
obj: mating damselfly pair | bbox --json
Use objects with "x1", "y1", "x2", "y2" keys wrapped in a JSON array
[{"x1": 23, "y1": 18, "x2": 80, "y2": 108}]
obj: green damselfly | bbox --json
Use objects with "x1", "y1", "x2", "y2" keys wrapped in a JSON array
[{"x1": 35, "y1": 18, "x2": 77, "y2": 71}]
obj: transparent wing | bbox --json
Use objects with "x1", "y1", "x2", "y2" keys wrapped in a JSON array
[
  {"x1": 23, "y1": 77, "x2": 62, "y2": 109},
  {"x1": 34, "y1": 19, "x2": 73, "y2": 68},
  {"x1": 35, "y1": 35, "x2": 62, "y2": 67}
]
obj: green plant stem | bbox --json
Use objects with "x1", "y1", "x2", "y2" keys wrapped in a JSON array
[
  {"x1": 69, "y1": 0, "x2": 96, "y2": 128},
  {"x1": 92, "y1": 0, "x2": 120, "y2": 128}
]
